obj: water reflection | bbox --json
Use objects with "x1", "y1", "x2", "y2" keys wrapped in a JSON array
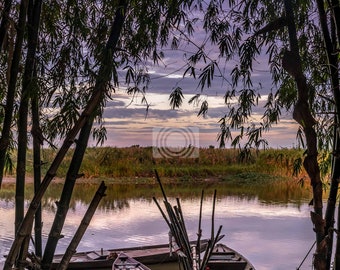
[
  {"x1": 0, "y1": 179, "x2": 312, "y2": 208},
  {"x1": 0, "y1": 181, "x2": 314, "y2": 270}
]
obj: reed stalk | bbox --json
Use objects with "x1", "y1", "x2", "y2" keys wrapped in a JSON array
[{"x1": 154, "y1": 170, "x2": 224, "y2": 270}]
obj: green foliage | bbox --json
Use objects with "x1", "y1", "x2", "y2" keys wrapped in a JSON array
[
  {"x1": 18, "y1": 147, "x2": 314, "y2": 182},
  {"x1": 169, "y1": 86, "x2": 184, "y2": 109}
]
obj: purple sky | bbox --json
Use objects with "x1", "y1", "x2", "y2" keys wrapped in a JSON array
[
  {"x1": 90, "y1": 23, "x2": 299, "y2": 149},
  {"x1": 90, "y1": 62, "x2": 299, "y2": 149}
]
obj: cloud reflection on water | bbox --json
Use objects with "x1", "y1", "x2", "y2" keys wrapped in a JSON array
[{"x1": 0, "y1": 193, "x2": 314, "y2": 270}]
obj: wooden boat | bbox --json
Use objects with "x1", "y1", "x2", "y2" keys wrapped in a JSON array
[
  {"x1": 206, "y1": 243, "x2": 255, "y2": 270},
  {"x1": 112, "y1": 252, "x2": 150, "y2": 270},
  {"x1": 51, "y1": 239, "x2": 208, "y2": 269},
  {"x1": 51, "y1": 240, "x2": 255, "y2": 270}
]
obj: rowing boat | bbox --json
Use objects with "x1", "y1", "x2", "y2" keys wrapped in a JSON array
[
  {"x1": 206, "y1": 243, "x2": 255, "y2": 270},
  {"x1": 51, "y1": 239, "x2": 208, "y2": 269},
  {"x1": 51, "y1": 240, "x2": 255, "y2": 270},
  {"x1": 51, "y1": 243, "x2": 176, "y2": 269},
  {"x1": 112, "y1": 252, "x2": 150, "y2": 270}
]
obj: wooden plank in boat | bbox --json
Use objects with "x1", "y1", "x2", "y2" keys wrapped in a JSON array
[{"x1": 112, "y1": 252, "x2": 150, "y2": 270}]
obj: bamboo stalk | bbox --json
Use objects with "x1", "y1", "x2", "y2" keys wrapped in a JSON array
[
  {"x1": 176, "y1": 198, "x2": 190, "y2": 245},
  {"x1": 56, "y1": 182, "x2": 107, "y2": 270},
  {"x1": 164, "y1": 201, "x2": 191, "y2": 270},
  {"x1": 152, "y1": 197, "x2": 170, "y2": 227},
  {"x1": 154, "y1": 169, "x2": 168, "y2": 202},
  {"x1": 174, "y1": 203, "x2": 191, "y2": 265},
  {"x1": 154, "y1": 172, "x2": 224, "y2": 270},
  {"x1": 42, "y1": 118, "x2": 94, "y2": 269},
  {"x1": 211, "y1": 190, "x2": 217, "y2": 240},
  {"x1": 3, "y1": 3, "x2": 127, "y2": 268},
  {"x1": 200, "y1": 226, "x2": 223, "y2": 270},
  {"x1": 196, "y1": 190, "x2": 204, "y2": 270}
]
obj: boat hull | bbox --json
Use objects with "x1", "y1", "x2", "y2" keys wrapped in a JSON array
[
  {"x1": 206, "y1": 243, "x2": 255, "y2": 270},
  {"x1": 52, "y1": 241, "x2": 206, "y2": 269},
  {"x1": 51, "y1": 241, "x2": 254, "y2": 270},
  {"x1": 112, "y1": 252, "x2": 150, "y2": 270}
]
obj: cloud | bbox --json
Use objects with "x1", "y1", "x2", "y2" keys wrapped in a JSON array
[
  {"x1": 97, "y1": 25, "x2": 296, "y2": 149},
  {"x1": 96, "y1": 84, "x2": 298, "y2": 148}
]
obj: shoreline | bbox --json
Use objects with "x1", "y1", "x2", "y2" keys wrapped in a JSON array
[
  {"x1": 1, "y1": 176, "x2": 76, "y2": 184},
  {"x1": 1, "y1": 175, "x2": 225, "y2": 185}
]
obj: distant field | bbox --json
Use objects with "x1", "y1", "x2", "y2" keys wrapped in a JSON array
[{"x1": 7, "y1": 146, "x2": 323, "y2": 185}]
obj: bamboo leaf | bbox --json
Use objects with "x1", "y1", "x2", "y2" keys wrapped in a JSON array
[{"x1": 169, "y1": 86, "x2": 184, "y2": 109}]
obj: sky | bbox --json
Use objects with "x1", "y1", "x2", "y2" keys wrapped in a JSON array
[
  {"x1": 89, "y1": 15, "x2": 300, "y2": 151},
  {"x1": 90, "y1": 57, "x2": 300, "y2": 150}
]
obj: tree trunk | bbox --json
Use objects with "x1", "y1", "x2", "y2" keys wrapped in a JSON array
[
  {"x1": 56, "y1": 181, "x2": 107, "y2": 270},
  {"x1": 329, "y1": 132, "x2": 340, "y2": 270},
  {"x1": 316, "y1": 0, "x2": 340, "y2": 268},
  {"x1": 3, "y1": 1, "x2": 128, "y2": 268},
  {"x1": 283, "y1": 0, "x2": 325, "y2": 269},
  {"x1": 330, "y1": 0, "x2": 340, "y2": 270},
  {"x1": 0, "y1": 0, "x2": 29, "y2": 188},
  {"x1": 41, "y1": 117, "x2": 94, "y2": 270}
]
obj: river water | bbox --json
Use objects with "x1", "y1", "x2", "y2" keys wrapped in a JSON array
[{"x1": 0, "y1": 181, "x2": 316, "y2": 269}]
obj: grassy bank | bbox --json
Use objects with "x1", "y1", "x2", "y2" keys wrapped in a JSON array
[{"x1": 11, "y1": 146, "x2": 310, "y2": 185}]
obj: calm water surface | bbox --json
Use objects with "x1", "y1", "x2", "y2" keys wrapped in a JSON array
[{"x1": 0, "y1": 181, "x2": 315, "y2": 270}]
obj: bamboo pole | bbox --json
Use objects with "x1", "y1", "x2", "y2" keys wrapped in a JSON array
[
  {"x1": 154, "y1": 169, "x2": 168, "y2": 202},
  {"x1": 3, "y1": 2, "x2": 127, "y2": 268},
  {"x1": 154, "y1": 172, "x2": 224, "y2": 270},
  {"x1": 0, "y1": 0, "x2": 13, "y2": 52},
  {"x1": 196, "y1": 190, "x2": 204, "y2": 270},
  {"x1": 152, "y1": 197, "x2": 170, "y2": 227},
  {"x1": 176, "y1": 198, "x2": 190, "y2": 245},
  {"x1": 56, "y1": 181, "x2": 107, "y2": 270},
  {"x1": 42, "y1": 118, "x2": 94, "y2": 269},
  {"x1": 199, "y1": 226, "x2": 223, "y2": 270},
  {"x1": 0, "y1": 0, "x2": 29, "y2": 188},
  {"x1": 31, "y1": 66, "x2": 43, "y2": 257},
  {"x1": 211, "y1": 190, "x2": 217, "y2": 240}
]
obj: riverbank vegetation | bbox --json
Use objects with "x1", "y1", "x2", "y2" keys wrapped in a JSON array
[
  {"x1": 2, "y1": 146, "x2": 315, "y2": 208},
  {"x1": 7, "y1": 146, "x2": 328, "y2": 186}
]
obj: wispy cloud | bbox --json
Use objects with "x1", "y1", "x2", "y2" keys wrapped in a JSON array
[{"x1": 93, "y1": 82, "x2": 298, "y2": 148}]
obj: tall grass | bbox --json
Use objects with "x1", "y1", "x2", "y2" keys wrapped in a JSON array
[{"x1": 13, "y1": 146, "x2": 312, "y2": 184}]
